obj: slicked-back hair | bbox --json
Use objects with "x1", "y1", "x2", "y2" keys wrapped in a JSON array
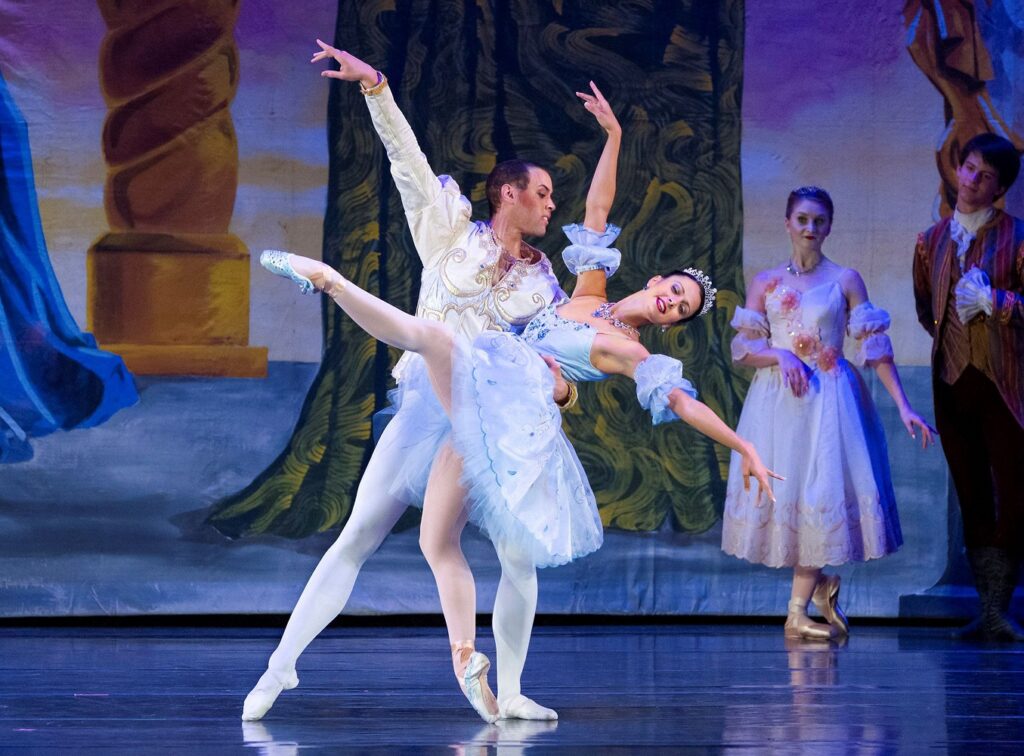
[
  {"x1": 785, "y1": 186, "x2": 834, "y2": 223},
  {"x1": 960, "y1": 133, "x2": 1022, "y2": 191},
  {"x1": 486, "y1": 159, "x2": 536, "y2": 217}
]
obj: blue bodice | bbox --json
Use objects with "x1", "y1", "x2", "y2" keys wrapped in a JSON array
[{"x1": 520, "y1": 304, "x2": 610, "y2": 384}]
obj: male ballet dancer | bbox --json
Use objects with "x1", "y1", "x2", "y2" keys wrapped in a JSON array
[
  {"x1": 243, "y1": 41, "x2": 590, "y2": 721},
  {"x1": 913, "y1": 133, "x2": 1024, "y2": 641}
]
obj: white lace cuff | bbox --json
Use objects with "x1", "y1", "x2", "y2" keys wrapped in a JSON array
[
  {"x1": 854, "y1": 333, "x2": 894, "y2": 366},
  {"x1": 729, "y1": 307, "x2": 770, "y2": 361},
  {"x1": 634, "y1": 354, "x2": 698, "y2": 425},
  {"x1": 848, "y1": 302, "x2": 891, "y2": 338},
  {"x1": 562, "y1": 223, "x2": 622, "y2": 276},
  {"x1": 731, "y1": 333, "x2": 769, "y2": 362},
  {"x1": 731, "y1": 306, "x2": 769, "y2": 335}
]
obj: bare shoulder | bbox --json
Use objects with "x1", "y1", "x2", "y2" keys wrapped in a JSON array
[
  {"x1": 835, "y1": 265, "x2": 869, "y2": 307},
  {"x1": 837, "y1": 266, "x2": 868, "y2": 295},
  {"x1": 744, "y1": 266, "x2": 784, "y2": 310},
  {"x1": 752, "y1": 264, "x2": 786, "y2": 285}
]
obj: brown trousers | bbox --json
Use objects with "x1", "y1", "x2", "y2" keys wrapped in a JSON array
[{"x1": 933, "y1": 365, "x2": 1024, "y2": 554}]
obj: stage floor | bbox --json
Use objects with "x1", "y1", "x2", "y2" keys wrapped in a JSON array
[{"x1": 1, "y1": 623, "x2": 1022, "y2": 752}]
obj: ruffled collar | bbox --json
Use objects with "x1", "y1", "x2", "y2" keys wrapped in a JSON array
[
  {"x1": 949, "y1": 207, "x2": 995, "y2": 269},
  {"x1": 952, "y1": 206, "x2": 994, "y2": 235}
]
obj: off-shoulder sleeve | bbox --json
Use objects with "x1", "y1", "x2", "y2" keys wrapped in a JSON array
[
  {"x1": 848, "y1": 302, "x2": 894, "y2": 366},
  {"x1": 634, "y1": 354, "x2": 698, "y2": 425},
  {"x1": 561, "y1": 223, "x2": 622, "y2": 277},
  {"x1": 730, "y1": 306, "x2": 770, "y2": 362}
]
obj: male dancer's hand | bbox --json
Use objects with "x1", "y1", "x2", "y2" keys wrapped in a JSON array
[
  {"x1": 541, "y1": 355, "x2": 571, "y2": 405},
  {"x1": 311, "y1": 39, "x2": 378, "y2": 88}
]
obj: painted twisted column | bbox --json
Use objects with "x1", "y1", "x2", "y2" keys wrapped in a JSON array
[
  {"x1": 88, "y1": 0, "x2": 266, "y2": 376},
  {"x1": 904, "y1": 0, "x2": 1023, "y2": 216}
]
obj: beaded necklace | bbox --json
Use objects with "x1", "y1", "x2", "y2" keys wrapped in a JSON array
[
  {"x1": 592, "y1": 302, "x2": 639, "y2": 339},
  {"x1": 786, "y1": 255, "x2": 824, "y2": 277}
]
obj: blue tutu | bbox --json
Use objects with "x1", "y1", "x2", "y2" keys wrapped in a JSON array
[
  {"x1": 383, "y1": 354, "x2": 452, "y2": 505},
  {"x1": 450, "y1": 332, "x2": 603, "y2": 568}
]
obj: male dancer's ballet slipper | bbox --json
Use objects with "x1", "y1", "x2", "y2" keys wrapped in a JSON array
[
  {"x1": 453, "y1": 641, "x2": 499, "y2": 724},
  {"x1": 811, "y1": 573, "x2": 849, "y2": 636},
  {"x1": 784, "y1": 599, "x2": 837, "y2": 641},
  {"x1": 241, "y1": 668, "x2": 299, "y2": 721},
  {"x1": 260, "y1": 250, "x2": 346, "y2": 296},
  {"x1": 498, "y1": 693, "x2": 558, "y2": 721}
]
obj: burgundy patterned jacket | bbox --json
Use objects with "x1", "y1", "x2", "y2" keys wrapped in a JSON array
[{"x1": 913, "y1": 210, "x2": 1024, "y2": 427}]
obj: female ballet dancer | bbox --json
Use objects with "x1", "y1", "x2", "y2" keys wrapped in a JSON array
[{"x1": 721, "y1": 186, "x2": 936, "y2": 641}]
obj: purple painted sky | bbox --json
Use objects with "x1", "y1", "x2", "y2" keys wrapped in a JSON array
[{"x1": 745, "y1": 1, "x2": 907, "y2": 126}]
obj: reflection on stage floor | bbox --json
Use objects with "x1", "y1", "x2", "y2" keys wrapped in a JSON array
[{"x1": 1, "y1": 623, "x2": 1021, "y2": 752}]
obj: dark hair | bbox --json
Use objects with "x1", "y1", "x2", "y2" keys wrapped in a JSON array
[
  {"x1": 663, "y1": 269, "x2": 705, "y2": 323},
  {"x1": 486, "y1": 159, "x2": 536, "y2": 217},
  {"x1": 960, "y1": 133, "x2": 1021, "y2": 191},
  {"x1": 785, "y1": 186, "x2": 834, "y2": 222}
]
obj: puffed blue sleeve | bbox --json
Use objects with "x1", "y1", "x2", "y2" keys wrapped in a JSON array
[
  {"x1": 561, "y1": 223, "x2": 622, "y2": 277},
  {"x1": 634, "y1": 354, "x2": 698, "y2": 425}
]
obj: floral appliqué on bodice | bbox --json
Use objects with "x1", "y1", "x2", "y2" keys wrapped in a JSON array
[{"x1": 764, "y1": 278, "x2": 847, "y2": 373}]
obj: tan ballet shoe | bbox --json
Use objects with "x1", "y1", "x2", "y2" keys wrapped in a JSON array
[
  {"x1": 784, "y1": 599, "x2": 838, "y2": 641},
  {"x1": 812, "y1": 573, "x2": 849, "y2": 636}
]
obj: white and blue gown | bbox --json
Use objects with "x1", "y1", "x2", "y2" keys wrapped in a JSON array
[{"x1": 440, "y1": 223, "x2": 698, "y2": 568}]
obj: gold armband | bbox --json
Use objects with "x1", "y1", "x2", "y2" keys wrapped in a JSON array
[
  {"x1": 360, "y1": 71, "x2": 388, "y2": 96},
  {"x1": 555, "y1": 381, "x2": 578, "y2": 411}
]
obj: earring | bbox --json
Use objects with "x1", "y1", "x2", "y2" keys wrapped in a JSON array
[
  {"x1": 660, "y1": 325, "x2": 668, "y2": 333},
  {"x1": 644, "y1": 284, "x2": 649, "y2": 290}
]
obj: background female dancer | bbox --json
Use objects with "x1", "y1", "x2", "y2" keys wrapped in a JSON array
[{"x1": 722, "y1": 186, "x2": 936, "y2": 641}]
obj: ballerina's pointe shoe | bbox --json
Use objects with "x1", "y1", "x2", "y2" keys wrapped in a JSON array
[
  {"x1": 241, "y1": 668, "x2": 299, "y2": 721},
  {"x1": 260, "y1": 250, "x2": 316, "y2": 294},
  {"x1": 784, "y1": 599, "x2": 838, "y2": 641},
  {"x1": 452, "y1": 641, "x2": 499, "y2": 724},
  {"x1": 260, "y1": 250, "x2": 346, "y2": 296},
  {"x1": 499, "y1": 693, "x2": 558, "y2": 721},
  {"x1": 812, "y1": 573, "x2": 849, "y2": 636}
]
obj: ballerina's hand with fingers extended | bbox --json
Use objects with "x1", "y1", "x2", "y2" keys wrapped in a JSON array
[{"x1": 575, "y1": 81, "x2": 620, "y2": 136}]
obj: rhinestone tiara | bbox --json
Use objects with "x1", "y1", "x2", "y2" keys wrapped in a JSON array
[{"x1": 682, "y1": 267, "x2": 717, "y2": 317}]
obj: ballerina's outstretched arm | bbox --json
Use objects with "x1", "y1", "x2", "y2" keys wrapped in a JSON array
[
  {"x1": 590, "y1": 335, "x2": 783, "y2": 504},
  {"x1": 571, "y1": 81, "x2": 621, "y2": 302}
]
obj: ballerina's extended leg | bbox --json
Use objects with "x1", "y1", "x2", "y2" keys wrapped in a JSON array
[
  {"x1": 421, "y1": 444, "x2": 499, "y2": 723},
  {"x1": 261, "y1": 250, "x2": 453, "y2": 409}
]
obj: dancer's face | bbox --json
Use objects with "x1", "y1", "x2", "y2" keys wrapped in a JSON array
[
  {"x1": 641, "y1": 274, "x2": 703, "y2": 326},
  {"x1": 507, "y1": 167, "x2": 555, "y2": 237},
  {"x1": 785, "y1": 199, "x2": 831, "y2": 255},
  {"x1": 956, "y1": 151, "x2": 1002, "y2": 213}
]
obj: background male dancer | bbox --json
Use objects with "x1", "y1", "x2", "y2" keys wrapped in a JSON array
[{"x1": 913, "y1": 133, "x2": 1024, "y2": 641}]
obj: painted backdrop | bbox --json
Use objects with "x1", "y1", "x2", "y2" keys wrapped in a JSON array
[{"x1": 0, "y1": 0, "x2": 1021, "y2": 618}]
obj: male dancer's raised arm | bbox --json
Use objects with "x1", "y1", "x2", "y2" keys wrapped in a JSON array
[{"x1": 312, "y1": 40, "x2": 471, "y2": 268}]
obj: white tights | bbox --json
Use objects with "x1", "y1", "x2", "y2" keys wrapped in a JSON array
[{"x1": 263, "y1": 256, "x2": 540, "y2": 706}]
